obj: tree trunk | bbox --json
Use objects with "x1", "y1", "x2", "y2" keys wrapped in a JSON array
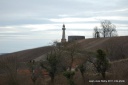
[
  {"x1": 102, "y1": 72, "x2": 106, "y2": 79},
  {"x1": 51, "y1": 76, "x2": 55, "y2": 85},
  {"x1": 81, "y1": 73, "x2": 85, "y2": 84}
]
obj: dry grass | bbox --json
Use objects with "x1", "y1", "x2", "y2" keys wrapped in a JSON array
[
  {"x1": 0, "y1": 58, "x2": 128, "y2": 85},
  {"x1": 0, "y1": 36, "x2": 128, "y2": 62},
  {"x1": 0, "y1": 36, "x2": 128, "y2": 85},
  {"x1": 0, "y1": 46, "x2": 54, "y2": 62}
]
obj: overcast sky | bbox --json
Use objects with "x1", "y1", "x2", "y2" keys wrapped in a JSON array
[{"x1": 0, "y1": 0, "x2": 128, "y2": 53}]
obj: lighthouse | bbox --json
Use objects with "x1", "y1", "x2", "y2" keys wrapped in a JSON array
[{"x1": 61, "y1": 24, "x2": 66, "y2": 43}]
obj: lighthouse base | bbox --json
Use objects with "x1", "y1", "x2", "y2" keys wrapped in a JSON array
[{"x1": 61, "y1": 39, "x2": 66, "y2": 43}]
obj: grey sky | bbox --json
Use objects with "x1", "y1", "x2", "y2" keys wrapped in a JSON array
[{"x1": 0, "y1": 0, "x2": 128, "y2": 53}]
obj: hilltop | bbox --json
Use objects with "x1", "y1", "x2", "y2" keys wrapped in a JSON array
[{"x1": 0, "y1": 36, "x2": 128, "y2": 62}]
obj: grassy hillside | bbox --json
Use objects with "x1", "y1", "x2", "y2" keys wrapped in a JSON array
[
  {"x1": 0, "y1": 46, "x2": 54, "y2": 62},
  {"x1": 0, "y1": 36, "x2": 128, "y2": 62},
  {"x1": 0, "y1": 36, "x2": 128, "y2": 85},
  {"x1": 78, "y1": 36, "x2": 128, "y2": 61}
]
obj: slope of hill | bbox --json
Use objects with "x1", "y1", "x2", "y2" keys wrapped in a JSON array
[
  {"x1": 78, "y1": 36, "x2": 128, "y2": 60},
  {"x1": 0, "y1": 36, "x2": 128, "y2": 85},
  {"x1": 0, "y1": 53, "x2": 9, "y2": 56},
  {"x1": 0, "y1": 46, "x2": 54, "y2": 62},
  {"x1": 79, "y1": 36, "x2": 128, "y2": 50},
  {"x1": 0, "y1": 36, "x2": 128, "y2": 62}
]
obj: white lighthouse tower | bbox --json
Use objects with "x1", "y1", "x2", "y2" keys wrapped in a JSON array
[{"x1": 61, "y1": 24, "x2": 66, "y2": 43}]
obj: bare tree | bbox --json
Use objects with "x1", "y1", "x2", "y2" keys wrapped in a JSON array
[
  {"x1": 0, "y1": 56, "x2": 19, "y2": 85},
  {"x1": 101, "y1": 20, "x2": 117, "y2": 37},
  {"x1": 64, "y1": 42, "x2": 80, "y2": 71},
  {"x1": 78, "y1": 63, "x2": 86, "y2": 84},
  {"x1": 62, "y1": 42, "x2": 81, "y2": 85},
  {"x1": 40, "y1": 48, "x2": 62, "y2": 85},
  {"x1": 28, "y1": 60, "x2": 39, "y2": 85}
]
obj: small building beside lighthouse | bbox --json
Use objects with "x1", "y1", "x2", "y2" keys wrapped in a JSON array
[
  {"x1": 68, "y1": 36, "x2": 85, "y2": 42},
  {"x1": 61, "y1": 24, "x2": 85, "y2": 43}
]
